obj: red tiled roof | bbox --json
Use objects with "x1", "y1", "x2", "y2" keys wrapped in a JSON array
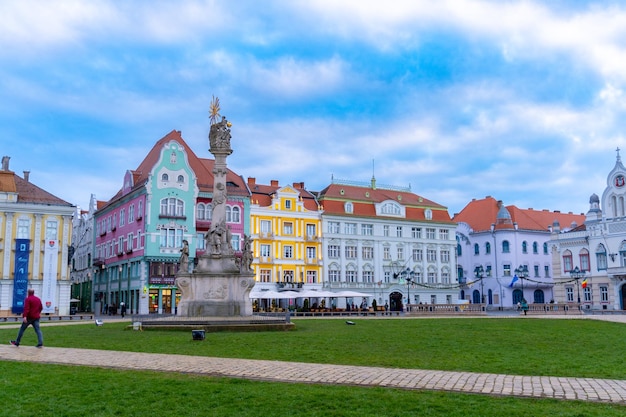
[
  {"x1": 0, "y1": 170, "x2": 72, "y2": 206},
  {"x1": 453, "y1": 196, "x2": 585, "y2": 232},
  {"x1": 100, "y1": 130, "x2": 249, "y2": 208},
  {"x1": 248, "y1": 180, "x2": 320, "y2": 211},
  {"x1": 317, "y1": 183, "x2": 452, "y2": 223}
]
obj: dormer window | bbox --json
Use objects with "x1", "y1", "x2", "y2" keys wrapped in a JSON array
[
  {"x1": 161, "y1": 173, "x2": 169, "y2": 181},
  {"x1": 345, "y1": 202, "x2": 353, "y2": 214},
  {"x1": 425, "y1": 209, "x2": 432, "y2": 220},
  {"x1": 177, "y1": 175, "x2": 184, "y2": 183}
]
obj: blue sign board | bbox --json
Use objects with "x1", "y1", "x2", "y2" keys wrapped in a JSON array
[{"x1": 12, "y1": 239, "x2": 30, "y2": 315}]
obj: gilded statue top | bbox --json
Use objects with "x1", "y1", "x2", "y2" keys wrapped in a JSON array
[{"x1": 208, "y1": 96, "x2": 232, "y2": 153}]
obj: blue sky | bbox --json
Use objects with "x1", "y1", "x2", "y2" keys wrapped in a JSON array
[{"x1": 2, "y1": 0, "x2": 626, "y2": 217}]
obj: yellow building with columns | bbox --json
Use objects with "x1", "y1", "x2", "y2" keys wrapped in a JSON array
[
  {"x1": 247, "y1": 179, "x2": 322, "y2": 310},
  {"x1": 0, "y1": 156, "x2": 75, "y2": 317}
]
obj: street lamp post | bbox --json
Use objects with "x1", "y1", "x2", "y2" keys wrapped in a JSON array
[
  {"x1": 570, "y1": 266, "x2": 585, "y2": 305},
  {"x1": 474, "y1": 265, "x2": 485, "y2": 304},
  {"x1": 402, "y1": 268, "x2": 415, "y2": 312}
]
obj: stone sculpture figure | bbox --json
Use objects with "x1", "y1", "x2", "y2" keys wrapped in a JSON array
[{"x1": 179, "y1": 239, "x2": 189, "y2": 271}]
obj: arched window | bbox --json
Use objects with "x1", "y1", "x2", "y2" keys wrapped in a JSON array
[
  {"x1": 579, "y1": 248, "x2": 590, "y2": 271},
  {"x1": 596, "y1": 244, "x2": 607, "y2": 270},
  {"x1": 345, "y1": 202, "x2": 354, "y2": 214},
  {"x1": 502, "y1": 240, "x2": 510, "y2": 253},
  {"x1": 231, "y1": 206, "x2": 240, "y2": 223},
  {"x1": 161, "y1": 173, "x2": 169, "y2": 181},
  {"x1": 485, "y1": 242, "x2": 491, "y2": 254},
  {"x1": 543, "y1": 242, "x2": 548, "y2": 255},
  {"x1": 196, "y1": 203, "x2": 206, "y2": 220},
  {"x1": 474, "y1": 243, "x2": 479, "y2": 255},
  {"x1": 177, "y1": 175, "x2": 185, "y2": 183},
  {"x1": 160, "y1": 197, "x2": 184, "y2": 217},
  {"x1": 532, "y1": 241, "x2": 538, "y2": 254},
  {"x1": 381, "y1": 202, "x2": 400, "y2": 215},
  {"x1": 562, "y1": 250, "x2": 573, "y2": 272},
  {"x1": 522, "y1": 241, "x2": 528, "y2": 253},
  {"x1": 457, "y1": 243, "x2": 462, "y2": 256}
]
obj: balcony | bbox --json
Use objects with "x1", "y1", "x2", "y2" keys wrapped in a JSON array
[
  {"x1": 305, "y1": 235, "x2": 318, "y2": 242},
  {"x1": 259, "y1": 232, "x2": 273, "y2": 239}
]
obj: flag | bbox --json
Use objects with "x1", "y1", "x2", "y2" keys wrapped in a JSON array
[
  {"x1": 508, "y1": 275, "x2": 519, "y2": 288},
  {"x1": 581, "y1": 279, "x2": 588, "y2": 289}
]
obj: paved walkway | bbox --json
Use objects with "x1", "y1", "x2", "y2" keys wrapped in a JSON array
[{"x1": 2, "y1": 314, "x2": 626, "y2": 405}]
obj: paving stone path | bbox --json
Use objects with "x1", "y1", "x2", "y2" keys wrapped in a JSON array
[{"x1": 2, "y1": 314, "x2": 626, "y2": 405}]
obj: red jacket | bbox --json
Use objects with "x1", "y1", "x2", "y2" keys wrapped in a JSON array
[{"x1": 23, "y1": 294, "x2": 43, "y2": 320}]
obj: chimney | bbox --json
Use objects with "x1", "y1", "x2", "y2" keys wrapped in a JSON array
[
  {"x1": 1, "y1": 156, "x2": 9, "y2": 171},
  {"x1": 247, "y1": 177, "x2": 256, "y2": 187},
  {"x1": 23, "y1": 171, "x2": 30, "y2": 182},
  {"x1": 270, "y1": 180, "x2": 279, "y2": 187},
  {"x1": 293, "y1": 182, "x2": 304, "y2": 189}
]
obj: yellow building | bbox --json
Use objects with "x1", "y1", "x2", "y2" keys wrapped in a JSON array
[
  {"x1": 247, "y1": 179, "x2": 322, "y2": 310},
  {"x1": 0, "y1": 156, "x2": 75, "y2": 317}
]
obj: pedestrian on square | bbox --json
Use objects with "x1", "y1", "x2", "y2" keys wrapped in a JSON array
[{"x1": 10, "y1": 289, "x2": 44, "y2": 348}]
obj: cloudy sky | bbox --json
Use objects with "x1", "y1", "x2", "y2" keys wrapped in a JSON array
[{"x1": 2, "y1": 0, "x2": 626, "y2": 217}]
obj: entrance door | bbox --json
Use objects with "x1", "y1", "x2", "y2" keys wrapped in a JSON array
[
  {"x1": 621, "y1": 284, "x2": 626, "y2": 310},
  {"x1": 162, "y1": 289, "x2": 172, "y2": 314},
  {"x1": 389, "y1": 292, "x2": 403, "y2": 311}
]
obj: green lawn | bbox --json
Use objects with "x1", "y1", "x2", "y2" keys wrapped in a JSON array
[{"x1": 1, "y1": 317, "x2": 625, "y2": 416}]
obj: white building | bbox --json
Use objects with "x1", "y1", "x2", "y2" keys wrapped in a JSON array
[
  {"x1": 317, "y1": 178, "x2": 458, "y2": 311},
  {"x1": 552, "y1": 150, "x2": 626, "y2": 310},
  {"x1": 455, "y1": 197, "x2": 584, "y2": 308}
]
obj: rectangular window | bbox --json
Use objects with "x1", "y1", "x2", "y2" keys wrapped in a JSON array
[
  {"x1": 285, "y1": 199, "x2": 292, "y2": 209},
  {"x1": 534, "y1": 265, "x2": 539, "y2": 277},
  {"x1": 600, "y1": 286, "x2": 608, "y2": 302},
  {"x1": 328, "y1": 245, "x2": 340, "y2": 258},
  {"x1": 440, "y1": 250, "x2": 450, "y2": 263},
  {"x1": 260, "y1": 220, "x2": 271, "y2": 234},
  {"x1": 129, "y1": 204, "x2": 135, "y2": 223},
  {"x1": 283, "y1": 222, "x2": 293, "y2": 235},
  {"x1": 383, "y1": 247, "x2": 390, "y2": 260},
  {"x1": 17, "y1": 219, "x2": 30, "y2": 239},
  {"x1": 583, "y1": 287, "x2": 592, "y2": 302},
  {"x1": 563, "y1": 255, "x2": 573, "y2": 272},
  {"x1": 118, "y1": 237, "x2": 124, "y2": 254},
  {"x1": 412, "y1": 249, "x2": 423, "y2": 262},
  {"x1": 383, "y1": 225, "x2": 390, "y2": 237},
  {"x1": 328, "y1": 221, "x2": 340, "y2": 234},
  {"x1": 397, "y1": 247, "x2": 404, "y2": 260},
  {"x1": 396, "y1": 226, "x2": 402, "y2": 237},
  {"x1": 503, "y1": 264, "x2": 511, "y2": 276},
  {"x1": 362, "y1": 270, "x2": 373, "y2": 283},
  {"x1": 197, "y1": 233, "x2": 206, "y2": 250},
  {"x1": 427, "y1": 249, "x2": 436, "y2": 262},
  {"x1": 441, "y1": 271, "x2": 450, "y2": 284},
  {"x1": 283, "y1": 245, "x2": 293, "y2": 259},
  {"x1": 231, "y1": 234, "x2": 240, "y2": 251},
  {"x1": 160, "y1": 229, "x2": 183, "y2": 248},
  {"x1": 344, "y1": 223, "x2": 357, "y2": 234},
  {"x1": 306, "y1": 223, "x2": 316, "y2": 237},
  {"x1": 426, "y1": 228, "x2": 436, "y2": 239},
  {"x1": 306, "y1": 246, "x2": 316, "y2": 259},
  {"x1": 120, "y1": 209, "x2": 125, "y2": 227},
  {"x1": 260, "y1": 244, "x2": 271, "y2": 257},
  {"x1": 411, "y1": 227, "x2": 422, "y2": 239},
  {"x1": 306, "y1": 271, "x2": 317, "y2": 283},
  {"x1": 361, "y1": 224, "x2": 373, "y2": 236},
  {"x1": 260, "y1": 269, "x2": 271, "y2": 283},
  {"x1": 428, "y1": 271, "x2": 436, "y2": 284},
  {"x1": 345, "y1": 245, "x2": 357, "y2": 258},
  {"x1": 127, "y1": 233, "x2": 133, "y2": 251},
  {"x1": 384, "y1": 270, "x2": 391, "y2": 283},
  {"x1": 46, "y1": 220, "x2": 58, "y2": 240},
  {"x1": 329, "y1": 269, "x2": 340, "y2": 282},
  {"x1": 544, "y1": 265, "x2": 550, "y2": 277},
  {"x1": 345, "y1": 270, "x2": 357, "y2": 283},
  {"x1": 439, "y1": 229, "x2": 449, "y2": 240},
  {"x1": 362, "y1": 246, "x2": 374, "y2": 260}
]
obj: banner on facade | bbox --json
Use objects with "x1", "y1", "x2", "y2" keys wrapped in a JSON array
[
  {"x1": 42, "y1": 239, "x2": 59, "y2": 314},
  {"x1": 12, "y1": 239, "x2": 31, "y2": 315}
]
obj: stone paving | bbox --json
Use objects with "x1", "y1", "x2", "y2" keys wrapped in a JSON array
[{"x1": 1, "y1": 314, "x2": 626, "y2": 405}]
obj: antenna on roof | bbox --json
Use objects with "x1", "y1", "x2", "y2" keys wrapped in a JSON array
[{"x1": 371, "y1": 159, "x2": 376, "y2": 190}]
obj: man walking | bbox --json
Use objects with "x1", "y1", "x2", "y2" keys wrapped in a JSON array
[{"x1": 10, "y1": 288, "x2": 44, "y2": 348}]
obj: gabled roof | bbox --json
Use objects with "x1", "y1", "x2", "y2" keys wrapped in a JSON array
[
  {"x1": 316, "y1": 182, "x2": 452, "y2": 223},
  {"x1": 100, "y1": 130, "x2": 249, "y2": 208},
  {"x1": 248, "y1": 179, "x2": 320, "y2": 211},
  {"x1": 0, "y1": 169, "x2": 72, "y2": 206},
  {"x1": 453, "y1": 196, "x2": 585, "y2": 233}
]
